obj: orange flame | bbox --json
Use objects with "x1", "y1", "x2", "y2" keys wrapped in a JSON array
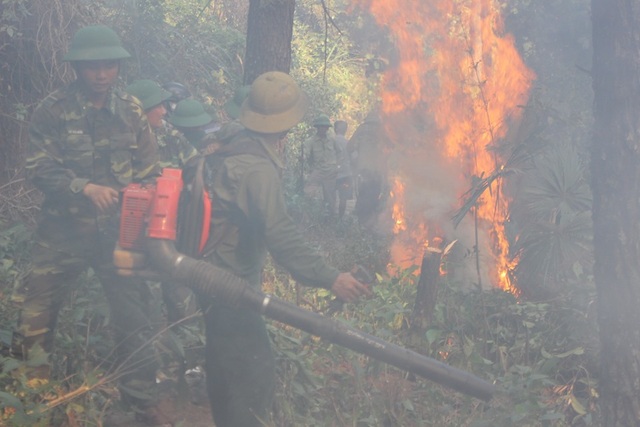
[
  {"x1": 352, "y1": 0, "x2": 534, "y2": 291},
  {"x1": 391, "y1": 176, "x2": 406, "y2": 234}
]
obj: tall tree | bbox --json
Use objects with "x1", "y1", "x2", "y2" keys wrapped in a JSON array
[
  {"x1": 591, "y1": 1, "x2": 640, "y2": 425},
  {"x1": 243, "y1": 0, "x2": 295, "y2": 84}
]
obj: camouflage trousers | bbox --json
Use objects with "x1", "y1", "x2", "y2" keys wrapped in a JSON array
[{"x1": 11, "y1": 233, "x2": 162, "y2": 407}]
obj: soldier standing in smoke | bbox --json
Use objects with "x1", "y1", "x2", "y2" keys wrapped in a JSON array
[
  {"x1": 11, "y1": 25, "x2": 175, "y2": 425},
  {"x1": 334, "y1": 119, "x2": 354, "y2": 219},
  {"x1": 126, "y1": 79, "x2": 200, "y2": 171},
  {"x1": 349, "y1": 109, "x2": 390, "y2": 228},
  {"x1": 200, "y1": 72, "x2": 371, "y2": 426},
  {"x1": 304, "y1": 114, "x2": 340, "y2": 217},
  {"x1": 125, "y1": 78, "x2": 202, "y2": 333},
  {"x1": 167, "y1": 98, "x2": 221, "y2": 153}
]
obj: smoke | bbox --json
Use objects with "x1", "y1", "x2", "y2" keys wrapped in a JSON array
[
  {"x1": 350, "y1": 0, "x2": 535, "y2": 291},
  {"x1": 383, "y1": 113, "x2": 497, "y2": 289}
]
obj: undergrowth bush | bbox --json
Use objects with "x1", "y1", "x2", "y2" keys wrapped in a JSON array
[
  {"x1": 260, "y1": 214, "x2": 598, "y2": 426},
  {"x1": 0, "y1": 197, "x2": 599, "y2": 426},
  {"x1": 0, "y1": 1, "x2": 599, "y2": 425},
  {"x1": 0, "y1": 220, "x2": 202, "y2": 426}
]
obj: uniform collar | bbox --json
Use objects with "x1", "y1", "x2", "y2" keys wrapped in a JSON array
[{"x1": 69, "y1": 80, "x2": 118, "y2": 114}]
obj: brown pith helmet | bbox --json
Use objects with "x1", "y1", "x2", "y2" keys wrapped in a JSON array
[{"x1": 239, "y1": 71, "x2": 309, "y2": 134}]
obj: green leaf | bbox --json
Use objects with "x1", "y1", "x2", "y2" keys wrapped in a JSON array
[
  {"x1": 0, "y1": 390, "x2": 23, "y2": 409},
  {"x1": 25, "y1": 345, "x2": 48, "y2": 368},
  {"x1": 541, "y1": 346, "x2": 584, "y2": 359},
  {"x1": 426, "y1": 329, "x2": 441, "y2": 345},
  {"x1": 401, "y1": 398, "x2": 414, "y2": 411},
  {"x1": 570, "y1": 393, "x2": 587, "y2": 415},
  {"x1": 1, "y1": 356, "x2": 22, "y2": 374},
  {"x1": 67, "y1": 402, "x2": 85, "y2": 414}
]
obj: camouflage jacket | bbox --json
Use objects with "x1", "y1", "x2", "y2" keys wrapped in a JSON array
[
  {"x1": 26, "y1": 80, "x2": 159, "y2": 240},
  {"x1": 156, "y1": 124, "x2": 199, "y2": 169},
  {"x1": 204, "y1": 129, "x2": 339, "y2": 288}
]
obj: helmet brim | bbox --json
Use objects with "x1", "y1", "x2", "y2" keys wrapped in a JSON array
[
  {"x1": 168, "y1": 112, "x2": 213, "y2": 128},
  {"x1": 240, "y1": 91, "x2": 309, "y2": 134},
  {"x1": 63, "y1": 47, "x2": 131, "y2": 62},
  {"x1": 143, "y1": 89, "x2": 173, "y2": 111}
]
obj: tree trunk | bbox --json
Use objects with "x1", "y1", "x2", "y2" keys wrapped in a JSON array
[
  {"x1": 591, "y1": 1, "x2": 640, "y2": 425},
  {"x1": 243, "y1": 0, "x2": 295, "y2": 84}
]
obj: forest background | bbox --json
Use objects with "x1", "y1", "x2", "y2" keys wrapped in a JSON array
[{"x1": 0, "y1": 0, "x2": 604, "y2": 426}]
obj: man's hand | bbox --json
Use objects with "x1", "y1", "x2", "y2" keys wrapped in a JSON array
[
  {"x1": 83, "y1": 183, "x2": 119, "y2": 213},
  {"x1": 330, "y1": 272, "x2": 372, "y2": 303}
]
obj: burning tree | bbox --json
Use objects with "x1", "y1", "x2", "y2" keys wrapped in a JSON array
[{"x1": 350, "y1": 0, "x2": 534, "y2": 292}]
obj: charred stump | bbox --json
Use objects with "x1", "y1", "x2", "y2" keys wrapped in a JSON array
[{"x1": 410, "y1": 246, "x2": 444, "y2": 333}]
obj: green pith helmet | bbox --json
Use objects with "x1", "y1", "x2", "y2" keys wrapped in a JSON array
[
  {"x1": 125, "y1": 79, "x2": 172, "y2": 111},
  {"x1": 313, "y1": 114, "x2": 331, "y2": 127},
  {"x1": 240, "y1": 71, "x2": 309, "y2": 134},
  {"x1": 223, "y1": 85, "x2": 251, "y2": 120},
  {"x1": 167, "y1": 99, "x2": 213, "y2": 128},
  {"x1": 63, "y1": 25, "x2": 131, "y2": 62}
]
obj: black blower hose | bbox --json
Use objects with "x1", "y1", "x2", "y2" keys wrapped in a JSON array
[{"x1": 146, "y1": 239, "x2": 496, "y2": 401}]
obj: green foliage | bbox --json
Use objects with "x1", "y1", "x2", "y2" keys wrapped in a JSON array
[
  {"x1": 255, "y1": 199, "x2": 598, "y2": 426},
  {"x1": 0, "y1": 0, "x2": 602, "y2": 425},
  {"x1": 511, "y1": 144, "x2": 593, "y2": 296},
  {"x1": 0, "y1": 262, "x2": 116, "y2": 426},
  {"x1": 116, "y1": 0, "x2": 247, "y2": 113},
  {"x1": 282, "y1": 1, "x2": 379, "y2": 202},
  {"x1": 292, "y1": 0, "x2": 380, "y2": 121},
  {"x1": 0, "y1": 221, "x2": 187, "y2": 426},
  {"x1": 0, "y1": 0, "x2": 29, "y2": 38},
  {"x1": 264, "y1": 263, "x2": 598, "y2": 426}
]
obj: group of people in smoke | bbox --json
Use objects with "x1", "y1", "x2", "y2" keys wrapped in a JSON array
[
  {"x1": 8, "y1": 24, "x2": 375, "y2": 426},
  {"x1": 304, "y1": 110, "x2": 389, "y2": 226}
]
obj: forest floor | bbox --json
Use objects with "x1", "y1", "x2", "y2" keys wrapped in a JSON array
[
  {"x1": 106, "y1": 402, "x2": 213, "y2": 427},
  {"x1": 104, "y1": 403, "x2": 214, "y2": 427},
  {"x1": 5, "y1": 198, "x2": 366, "y2": 427}
]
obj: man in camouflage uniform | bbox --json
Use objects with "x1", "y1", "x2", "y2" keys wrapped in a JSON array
[
  {"x1": 125, "y1": 79, "x2": 200, "y2": 171},
  {"x1": 167, "y1": 99, "x2": 220, "y2": 154},
  {"x1": 201, "y1": 71, "x2": 371, "y2": 427},
  {"x1": 304, "y1": 114, "x2": 341, "y2": 216},
  {"x1": 11, "y1": 25, "x2": 173, "y2": 425},
  {"x1": 125, "y1": 79, "x2": 202, "y2": 355}
]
